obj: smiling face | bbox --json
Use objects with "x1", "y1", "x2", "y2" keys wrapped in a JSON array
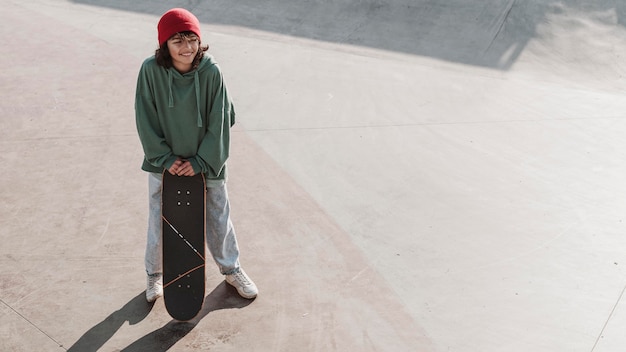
[{"x1": 166, "y1": 32, "x2": 200, "y2": 73}]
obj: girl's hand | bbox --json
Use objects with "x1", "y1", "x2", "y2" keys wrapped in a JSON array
[
  {"x1": 167, "y1": 159, "x2": 184, "y2": 175},
  {"x1": 176, "y1": 160, "x2": 196, "y2": 176}
]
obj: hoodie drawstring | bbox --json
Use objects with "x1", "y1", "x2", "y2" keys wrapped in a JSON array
[
  {"x1": 167, "y1": 70, "x2": 174, "y2": 108},
  {"x1": 194, "y1": 71, "x2": 202, "y2": 128},
  {"x1": 167, "y1": 69, "x2": 203, "y2": 128}
]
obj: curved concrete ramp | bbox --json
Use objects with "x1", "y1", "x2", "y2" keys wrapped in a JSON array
[
  {"x1": 1, "y1": 0, "x2": 626, "y2": 351},
  {"x1": 62, "y1": 0, "x2": 626, "y2": 71}
]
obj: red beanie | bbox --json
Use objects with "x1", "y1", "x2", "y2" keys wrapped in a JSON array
[{"x1": 157, "y1": 8, "x2": 202, "y2": 46}]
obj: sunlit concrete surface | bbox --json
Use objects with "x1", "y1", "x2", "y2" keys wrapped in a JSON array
[{"x1": 1, "y1": 0, "x2": 626, "y2": 351}]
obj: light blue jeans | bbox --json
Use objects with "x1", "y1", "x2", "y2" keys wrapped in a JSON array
[{"x1": 145, "y1": 173, "x2": 241, "y2": 276}]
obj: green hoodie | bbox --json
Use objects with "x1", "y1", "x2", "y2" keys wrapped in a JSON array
[{"x1": 135, "y1": 54, "x2": 235, "y2": 185}]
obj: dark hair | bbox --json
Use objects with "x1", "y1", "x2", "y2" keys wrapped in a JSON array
[{"x1": 155, "y1": 31, "x2": 209, "y2": 70}]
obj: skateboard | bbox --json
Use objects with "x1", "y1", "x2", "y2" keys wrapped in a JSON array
[{"x1": 161, "y1": 171, "x2": 206, "y2": 321}]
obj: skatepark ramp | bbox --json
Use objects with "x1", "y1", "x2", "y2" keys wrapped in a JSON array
[{"x1": 72, "y1": 0, "x2": 626, "y2": 71}]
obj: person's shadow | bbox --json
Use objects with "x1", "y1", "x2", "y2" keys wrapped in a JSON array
[{"x1": 67, "y1": 282, "x2": 253, "y2": 351}]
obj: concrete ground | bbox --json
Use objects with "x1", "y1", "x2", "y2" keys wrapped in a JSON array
[{"x1": 1, "y1": 0, "x2": 626, "y2": 351}]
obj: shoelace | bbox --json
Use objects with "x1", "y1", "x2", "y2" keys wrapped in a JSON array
[
  {"x1": 232, "y1": 271, "x2": 251, "y2": 286},
  {"x1": 148, "y1": 275, "x2": 162, "y2": 287}
]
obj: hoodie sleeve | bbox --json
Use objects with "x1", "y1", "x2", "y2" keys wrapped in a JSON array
[
  {"x1": 135, "y1": 62, "x2": 178, "y2": 171},
  {"x1": 188, "y1": 65, "x2": 235, "y2": 177}
]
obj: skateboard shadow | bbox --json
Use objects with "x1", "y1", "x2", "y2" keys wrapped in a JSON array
[
  {"x1": 67, "y1": 291, "x2": 154, "y2": 352},
  {"x1": 120, "y1": 281, "x2": 254, "y2": 352}
]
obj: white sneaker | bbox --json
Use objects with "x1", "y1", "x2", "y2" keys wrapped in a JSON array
[
  {"x1": 225, "y1": 269, "x2": 258, "y2": 299},
  {"x1": 146, "y1": 273, "x2": 163, "y2": 302}
]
